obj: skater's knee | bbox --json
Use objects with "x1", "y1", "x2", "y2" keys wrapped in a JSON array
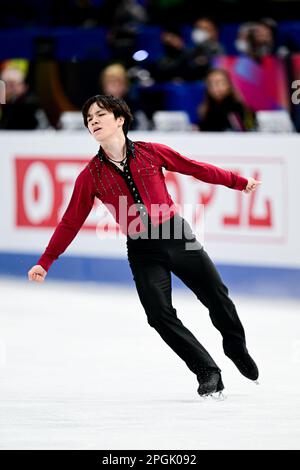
[
  {"x1": 147, "y1": 315, "x2": 159, "y2": 328},
  {"x1": 206, "y1": 285, "x2": 233, "y2": 311},
  {"x1": 139, "y1": 290, "x2": 172, "y2": 320},
  {"x1": 146, "y1": 306, "x2": 176, "y2": 329},
  {"x1": 146, "y1": 309, "x2": 163, "y2": 328}
]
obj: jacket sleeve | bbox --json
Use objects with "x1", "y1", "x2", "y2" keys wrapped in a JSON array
[
  {"x1": 151, "y1": 142, "x2": 248, "y2": 191},
  {"x1": 37, "y1": 168, "x2": 96, "y2": 272}
]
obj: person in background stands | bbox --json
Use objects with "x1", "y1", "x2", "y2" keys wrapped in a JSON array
[
  {"x1": 0, "y1": 66, "x2": 40, "y2": 130},
  {"x1": 247, "y1": 19, "x2": 277, "y2": 60},
  {"x1": 153, "y1": 27, "x2": 188, "y2": 82},
  {"x1": 234, "y1": 22, "x2": 257, "y2": 55},
  {"x1": 185, "y1": 17, "x2": 225, "y2": 80},
  {"x1": 106, "y1": 0, "x2": 148, "y2": 68},
  {"x1": 234, "y1": 18, "x2": 296, "y2": 60},
  {"x1": 99, "y1": 63, "x2": 150, "y2": 130},
  {"x1": 198, "y1": 68, "x2": 256, "y2": 132}
]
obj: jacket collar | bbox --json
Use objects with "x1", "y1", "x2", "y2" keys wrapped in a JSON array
[{"x1": 97, "y1": 138, "x2": 135, "y2": 162}]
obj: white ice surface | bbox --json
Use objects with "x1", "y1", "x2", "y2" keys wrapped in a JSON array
[{"x1": 0, "y1": 278, "x2": 300, "y2": 450}]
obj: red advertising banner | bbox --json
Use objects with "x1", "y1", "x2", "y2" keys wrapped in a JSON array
[
  {"x1": 15, "y1": 155, "x2": 284, "y2": 244},
  {"x1": 15, "y1": 158, "x2": 89, "y2": 228}
]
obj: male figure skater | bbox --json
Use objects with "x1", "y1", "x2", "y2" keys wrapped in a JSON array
[{"x1": 28, "y1": 95, "x2": 260, "y2": 397}]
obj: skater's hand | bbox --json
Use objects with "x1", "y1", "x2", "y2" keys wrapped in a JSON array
[
  {"x1": 28, "y1": 265, "x2": 47, "y2": 283},
  {"x1": 243, "y1": 177, "x2": 261, "y2": 194}
]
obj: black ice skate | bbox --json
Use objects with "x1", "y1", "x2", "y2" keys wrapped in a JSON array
[
  {"x1": 196, "y1": 368, "x2": 225, "y2": 397},
  {"x1": 225, "y1": 349, "x2": 259, "y2": 381}
]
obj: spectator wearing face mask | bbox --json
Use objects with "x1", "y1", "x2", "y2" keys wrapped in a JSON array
[
  {"x1": 234, "y1": 22, "x2": 257, "y2": 55},
  {"x1": 198, "y1": 68, "x2": 256, "y2": 132},
  {"x1": 235, "y1": 18, "x2": 291, "y2": 60},
  {"x1": 185, "y1": 17, "x2": 225, "y2": 80}
]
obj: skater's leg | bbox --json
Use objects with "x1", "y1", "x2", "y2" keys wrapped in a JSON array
[
  {"x1": 127, "y1": 244, "x2": 223, "y2": 393},
  {"x1": 169, "y1": 243, "x2": 246, "y2": 352},
  {"x1": 168, "y1": 229, "x2": 258, "y2": 380}
]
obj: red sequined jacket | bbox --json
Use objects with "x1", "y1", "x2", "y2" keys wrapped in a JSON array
[{"x1": 37, "y1": 140, "x2": 248, "y2": 271}]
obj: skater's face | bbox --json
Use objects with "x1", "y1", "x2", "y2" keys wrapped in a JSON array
[{"x1": 87, "y1": 102, "x2": 125, "y2": 142}]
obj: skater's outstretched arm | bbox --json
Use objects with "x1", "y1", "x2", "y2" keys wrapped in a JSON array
[
  {"x1": 28, "y1": 167, "x2": 96, "y2": 283},
  {"x1": 151, "y1": 142, "x2": 261, "y2": 191}
]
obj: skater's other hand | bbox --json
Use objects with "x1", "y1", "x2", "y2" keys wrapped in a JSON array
[
  {"x1": 28, "y1": 265, "x2": 47, "y2": 283},
  {"x1": 243, "y1": 177, "x2": 261, "y2": 194}
]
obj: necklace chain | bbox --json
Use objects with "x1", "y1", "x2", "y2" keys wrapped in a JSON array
[{"x1": 107, "y1": 147, "x2": 127, "y2": 166}]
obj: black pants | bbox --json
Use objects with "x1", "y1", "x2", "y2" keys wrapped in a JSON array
[{"x1": 126, "y1": 215, "x2": 246, "y2": 376}]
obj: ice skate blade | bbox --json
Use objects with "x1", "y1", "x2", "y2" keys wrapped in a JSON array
[{"x1": 198, "y1": 391, "x2": 227, "y2": 402}]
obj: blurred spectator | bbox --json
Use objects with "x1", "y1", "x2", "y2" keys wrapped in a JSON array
[
  {"x1": 0, "y1": 66, "x2": 42, "y2": 130},
  {"x1": 153, "y1": 28, "x2": 187, "y2": 81},
  {"x1": 106, "y1": 0, "x2": 148, "y2": 67},
  {"x1": 256, "y1": 17, "x2": 300, "y2": 57},
  {"x1": 249, "y1": 19, "x2": 277, "y2": 59},
  {"x1": 99, "y1": 63, "x2": 150, "y2": 129},
  {"x1": 236, "y1": 18, "x2": 291, "y2": 60},
  {"x1": 100, "y1": 63, "x2": 133, "y2": 99},
  {"x1": 234, "y1": 22, "x2": 257, "y2": 55},
  {"x1": 198, "y1": 68, "x2": 256, "y2": 132},
  {"x1": 185, "y1": 18, "x2": 225, "y2": 80}
]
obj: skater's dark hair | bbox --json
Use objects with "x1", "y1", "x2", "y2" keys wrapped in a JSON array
[{"x1": 82, "y1": 94, "x2": 133, "y2": 136}]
